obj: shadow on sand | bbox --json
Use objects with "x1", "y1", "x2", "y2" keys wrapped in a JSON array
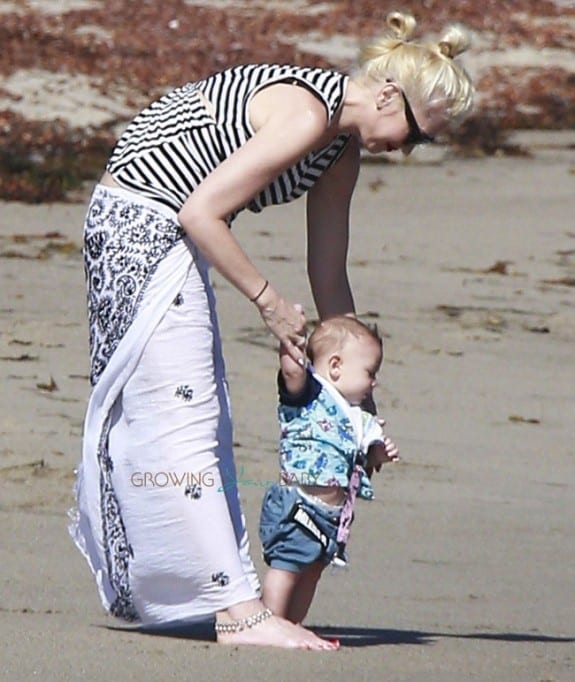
[
  {"x1": 312, "y1": 626, "x2": 575, "y2": 648},
  {"x1": 105, "y1": 621, "x2": 575, "y2": 648}
]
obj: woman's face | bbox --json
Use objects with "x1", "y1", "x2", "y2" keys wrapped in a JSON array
[{"x1": 362, "y1": 82, "x2": 445, "y2": 155}]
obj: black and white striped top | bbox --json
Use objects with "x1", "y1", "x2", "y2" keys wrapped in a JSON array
[{"x1": 106, "y1": 64, "x2": 350, "y2": 220}]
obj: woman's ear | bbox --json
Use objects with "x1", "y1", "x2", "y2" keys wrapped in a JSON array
[{"x1": 376, "y1": 81, "x2": 401, "y2": 110}]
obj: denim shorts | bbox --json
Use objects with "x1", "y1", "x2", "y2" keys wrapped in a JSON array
[{"x1": 259, "y1": 483, "x2": 344, "y2": 573}]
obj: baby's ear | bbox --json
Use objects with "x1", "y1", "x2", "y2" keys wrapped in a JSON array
[{"x1": 327, "y1": 353, "x2": 342, "y2": 379}]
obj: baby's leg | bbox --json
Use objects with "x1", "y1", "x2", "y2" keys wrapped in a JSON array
[
  {"x1": 262, "y1": 567, "x2": 301, "y2": 618},
  {"x1": 262, "y1": 562, "x2": 325, "y2": 623},
  {"x1": 286, "y1": 561, "x2": 324, "y2": 624}
]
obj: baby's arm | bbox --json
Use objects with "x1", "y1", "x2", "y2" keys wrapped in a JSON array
[{"x1": 279, "y1": 342, "x2": 307, "y2": 397}]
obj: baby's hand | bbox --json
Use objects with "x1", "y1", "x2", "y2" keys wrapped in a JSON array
[{"x1": 365, "y1": 436, "x2": 400, "y2": 477}]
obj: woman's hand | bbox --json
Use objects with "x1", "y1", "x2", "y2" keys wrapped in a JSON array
[{"x1": 254, "y1": 286, "x2": 307, "y2": 364}]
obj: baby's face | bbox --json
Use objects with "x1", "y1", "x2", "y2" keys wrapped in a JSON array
[{"x1": 334, "y1": 336, "x2": 382, "y2": 405}]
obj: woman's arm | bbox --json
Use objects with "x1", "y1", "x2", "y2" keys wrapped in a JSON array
[
  {"x1": 307, "y1": 138, "x2": 381, "y2": 416},
  {"x1": 177, "y1": 85, "x2": 329, "y2": 360},
  {"x1": 306, "y1": 136, "x2": 361, "y2": 319}
]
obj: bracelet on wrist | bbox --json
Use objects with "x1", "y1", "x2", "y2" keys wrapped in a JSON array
[{"x1": 250, "y1": 279, "x2": 269, "y2": 304}]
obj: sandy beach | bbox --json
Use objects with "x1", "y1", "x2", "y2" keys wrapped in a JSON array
[
  {"x1": 1, "y1": 131, "x2": 574, "y2": 680},
  {"x1": 1, "y1": 0, "x2": 574, "y2": 678}
]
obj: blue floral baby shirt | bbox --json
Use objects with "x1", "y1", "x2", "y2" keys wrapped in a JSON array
[{"x1": 277, "y1": 367, "x2": 384, "y2": 499}]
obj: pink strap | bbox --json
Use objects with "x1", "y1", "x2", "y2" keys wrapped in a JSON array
[{"x1": 336, "y1": 465, "x2": 362, "y2": 545}]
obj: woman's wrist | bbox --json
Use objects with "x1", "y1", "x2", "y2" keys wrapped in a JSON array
[
  {"x1": 252, "y1": 281, "x2": 277, "y2": 310},
  {"x1": 249, "y1": 279, "x2": 269, "y2": 303}
]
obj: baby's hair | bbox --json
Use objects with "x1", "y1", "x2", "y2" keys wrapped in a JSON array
[
  {"x1": 356, "y1": 10, "x2": 474, "y2": 120},
  {"x1": 307, "y1": 316, "x2": 382, "y2": 364}
]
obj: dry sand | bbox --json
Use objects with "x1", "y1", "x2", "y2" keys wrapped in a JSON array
[{"x1": 1, "y1": 133, "x2": 574, "y2": 681}]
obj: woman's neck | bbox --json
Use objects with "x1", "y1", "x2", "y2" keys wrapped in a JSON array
[{"x1": 331, "y1": 79, "x2": 367, "y2": 138}]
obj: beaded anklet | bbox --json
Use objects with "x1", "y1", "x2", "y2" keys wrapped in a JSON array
[{"x1": 215, "y1": 607, "x2": 273, "y2": 634}]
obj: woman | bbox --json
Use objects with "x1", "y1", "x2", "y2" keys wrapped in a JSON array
[{"x1": 70, "y1": 11, "x2": 473, "y2": 649}]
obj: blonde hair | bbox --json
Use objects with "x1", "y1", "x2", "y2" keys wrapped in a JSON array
[
  {"x1": 307, "y1": 316, "x2": 382, "y2": 364},
  {"x1": 356, "y1": 10, "x2": 474, "y2": 120}
]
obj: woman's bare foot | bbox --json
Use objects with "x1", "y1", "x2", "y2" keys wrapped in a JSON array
[
  {"x1": 215, "y1": 600, "x2": 337, "y2": 649},
  {"x1": 216, "y1": 613, "x2": 338, "y2": 650}
]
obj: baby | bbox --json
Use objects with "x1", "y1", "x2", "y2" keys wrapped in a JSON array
[{"x1": 259, "y1": 315, "x2": 398, "y2": 623}]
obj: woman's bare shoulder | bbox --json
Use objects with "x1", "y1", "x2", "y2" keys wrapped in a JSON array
[{"x1": 249, "y1": 82, "x2": 329, "y2": 134}]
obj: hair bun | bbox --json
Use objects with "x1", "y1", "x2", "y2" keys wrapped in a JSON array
[
  {"x1": 437, "y1": 24, "x2": 471, "y2": 59},
  {"x1": 386, "y1": 11, "x2": 416, "y2": 41}
]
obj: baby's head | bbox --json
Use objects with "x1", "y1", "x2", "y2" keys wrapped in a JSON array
[{"x1": 307, "y1": 316, "x2": 383, "y2": 405}]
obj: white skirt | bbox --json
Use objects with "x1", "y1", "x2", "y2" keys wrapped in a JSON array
[{"x1": 70, "y1": 184, "x2": 260, "y2": 625}]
